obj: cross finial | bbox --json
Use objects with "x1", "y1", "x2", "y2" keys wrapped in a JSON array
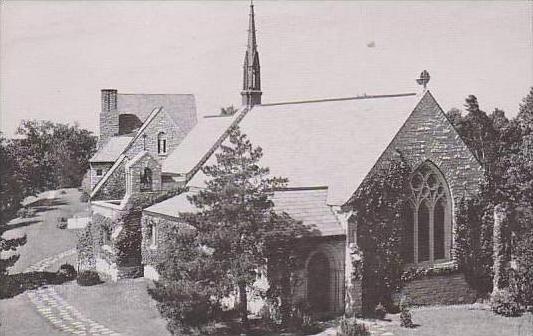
[{"x1": 416, "y1": 70, "x2": 431, "y2": 91}]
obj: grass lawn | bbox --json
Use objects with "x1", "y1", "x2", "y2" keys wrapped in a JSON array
[
  {"x1": 4, "y1": 188, "x2": 87, "y2": 274},
  {"x1": 55, "y1": 278, "x2": 170, "y2": 336},
  {"x1": 376, "y1": 305, "x2": 533, "y2": 336},
  {"x1": 1, "y1": 188, "x2": 87, "y2": 336}
]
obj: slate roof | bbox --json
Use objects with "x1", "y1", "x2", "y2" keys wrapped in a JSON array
[
  {"x1": 117, "y1": 94, "x2": 197, "y2": 133},
  {"x1": 162, "y1": 114, "x2": 240, "y2": 175},
  {"x1": 143, "y1": 188, "x2": 343, "y2": 237},
  {"x1": 172, "y1": 92, "x2": 422, "y2": 205},
  {"x1": 90, "y1": 136, "x2": 133, "y2": 163}
]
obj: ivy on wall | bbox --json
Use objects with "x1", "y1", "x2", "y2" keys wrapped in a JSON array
[{"x1": 348, "y1": 157, "x2": 412, "y2": 312}]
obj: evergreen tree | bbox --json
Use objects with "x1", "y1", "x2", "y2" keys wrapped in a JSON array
[{"x1": 170, "y1": 126, "x2": 304, "y2": 327}]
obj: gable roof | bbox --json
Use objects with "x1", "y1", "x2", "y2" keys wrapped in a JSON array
[
  {"x1": 90, "y1": 136, "x2": 133, "y2": 163},
  {"x1": 162, "y1": 114, "x2": 241, "y2": 175},
  {"x1": 144, "y1": 188, "x2": 343, "y2": 237},
  {"x1": 166, "y1": 92, "x2": 422, "y2": 205},
  {"x1": 117, "y1": 94, "x2": 197, "y2": 133},
  {"x1": 90, "y1": 107, "x2": 163, "y2": 198}
]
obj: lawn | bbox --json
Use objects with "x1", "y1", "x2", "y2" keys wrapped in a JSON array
[
  {"x1": 1, "y1": 188, "x2": 87, "y2": 336},
  {"x1": 365, "y1": 304, "x2": 533, "y2": 336},
  {"x1": 55, "y1": 278, "x2": 170, "y2": 336}
]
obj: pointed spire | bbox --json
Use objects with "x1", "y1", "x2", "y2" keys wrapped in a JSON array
[
  {"x1": 241, "y1": 0, "x2": 262, "y2": 106},
  {"x1": 246, "y1": 0, "x2": 257, "y2": 60}
]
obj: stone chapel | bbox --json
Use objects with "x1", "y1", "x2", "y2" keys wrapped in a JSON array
[{"x1": 87, "y1": 2, "x2": 484, "y2": 315}]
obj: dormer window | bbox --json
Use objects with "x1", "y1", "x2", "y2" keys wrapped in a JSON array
[
  {"x1": 140, "y1": 167, "x2": 153, "y2": 192},
  {"x1": 157, "y1": 132, "x2": 167, "y2": 155}
]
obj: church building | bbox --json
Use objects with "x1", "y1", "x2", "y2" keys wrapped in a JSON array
[{"x1": 87, "y1": 2, "x2": 484, "y2": 315}]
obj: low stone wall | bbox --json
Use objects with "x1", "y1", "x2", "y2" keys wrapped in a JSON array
[{"x1": 401, "y1": 273, "x2": 477, "y2": 305}]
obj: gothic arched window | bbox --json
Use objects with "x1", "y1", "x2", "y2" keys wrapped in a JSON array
[
  {"x1": 140, "y1": 167, "x2": 153, "y2": 192},
  {"x1": 408, "y1": 162, "x2": 451, "y2": 264},
  {"x1": 157, "y1": 132, "x2": 167, "y2": 155}
]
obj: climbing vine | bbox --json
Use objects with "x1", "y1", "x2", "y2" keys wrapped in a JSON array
[{"x1": 348, "y1": 157, "x2": 412, "y2": 312}]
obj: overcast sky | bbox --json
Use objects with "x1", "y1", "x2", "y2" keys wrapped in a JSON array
[{"x1": 1, "y1": 1, "x2": 532, "y2": 137}]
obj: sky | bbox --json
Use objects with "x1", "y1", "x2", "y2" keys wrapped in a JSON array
[{"x1": 1, "y1": 1, "x2": 532, "y2": 137}]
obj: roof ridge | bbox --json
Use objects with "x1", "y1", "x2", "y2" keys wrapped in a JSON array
[
  {"x1": 259, "y1": 93, "x2": 417, "y2": 107},
  {"x1": 118, "y1": 93, "x2": 194, "y2": 96}
]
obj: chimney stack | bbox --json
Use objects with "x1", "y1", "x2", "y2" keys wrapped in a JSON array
[{"x1": 99, "y1": 89, "x2": 119, "y2": 146}]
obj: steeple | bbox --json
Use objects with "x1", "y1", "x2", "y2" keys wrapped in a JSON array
[{"x1": 241, "y1": 0, "x2": 262, "y2": 106}]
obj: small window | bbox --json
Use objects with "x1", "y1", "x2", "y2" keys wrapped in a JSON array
[
  {"x1": 96, "y1": 169, "x2": 103, "y2": 176},
  {"x1": 140, "y1": 167, "x2": 153, "y2": 191},
  {"x1": 151, "y1": 223, "x2": 158, "y2": 247},
  {"x1": 157, "y1": 132, "x2": 167, "y2": 155}
]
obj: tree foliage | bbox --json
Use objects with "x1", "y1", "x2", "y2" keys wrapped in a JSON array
[
  {"x1": 450, "y1": 88, "x2": 533, "y2": 306},
  {"x1": 0, "y1": 121, "x2": 96, "y2": 223},
  {"x1": 152, "y1": 126, "x2": 306, "y2": 332}
]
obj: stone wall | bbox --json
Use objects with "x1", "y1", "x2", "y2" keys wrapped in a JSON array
[
  {"x1": 348, "y1": 91, "x2": 484, "y2": 260},
  {"x1": 92, "y1": 159, "x2": 127, "y2": 201},
  {"x1": 401, "y1": 273, "x2": 477, "y2": 305},
  {"x1": 125, "y1": 152, "x2": 162, "y2": 195},
  {"x1": 90, "y1": 163, "x2": 113, "y2": 190},
  {"x1": 125, "y1": 109, "x2": 189, "y2": 163}
]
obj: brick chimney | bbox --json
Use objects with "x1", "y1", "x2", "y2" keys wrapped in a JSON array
[{"x1": 99, "y1": 89, "x2": 119, "y2": 146}]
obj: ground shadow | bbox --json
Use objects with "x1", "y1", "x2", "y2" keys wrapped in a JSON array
[
  {"x1": 0, "y1": 271, "x2": 74, "y2": 300},
  {"x1": 30, "y1": 199, "x2": 68, "y2": 208},
  {"x1": 4, "y1": 219, "x2": 42, "y2": 231}
]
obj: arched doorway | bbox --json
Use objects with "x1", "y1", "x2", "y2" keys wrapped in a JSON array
[{"x1": 307, "y1": 252, "x2": 330, "y2": 312}]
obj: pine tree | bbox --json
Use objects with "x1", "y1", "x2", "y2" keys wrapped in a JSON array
[{"x1": 178, "y1": 126, "x2": 304, "y2": 325}]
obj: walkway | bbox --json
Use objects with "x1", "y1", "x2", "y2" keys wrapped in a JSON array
[{"x1": 25, "y1": 249, "x2": 122, "y2": 336}]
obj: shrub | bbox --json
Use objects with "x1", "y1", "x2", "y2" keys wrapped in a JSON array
[
  {"x1": 289, "y1": 303, "x2": 323, "y2": 335},
  {"x1": 17, "y1": 207, "x2": 35, "y2": 218},
  {"x1": 56, "y1": 217, "x2": 68, "y2": 229},
  {"x1": 374, "y1": 303, "x2": 387, "y2": 319},
  {"x1": 76, "y1": 270, "x2": 101, "y2": 286},
  {"x1": 490, "y1": 288, "x2": 523, "y2": 317},
  {"x1": 57, "y1": 263, "x2": 77, "y2": 280},
  {"x1": 79, "y1": 192, "x2": 90, "y2": 203},
  {"x1": 399, "y1": 306, "x2": 414, "y2": 328},
  {"x1": 337, "y1": 317, "x2": 370, "y2": 336},
  {"x1": 259, "y1": 302, "x2": 282, "y2": 327},
  {"x1": 60, "y1": 190, "x2": 67, "y2": 194}
]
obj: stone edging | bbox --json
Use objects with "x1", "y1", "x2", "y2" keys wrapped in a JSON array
[{"x1": 25, "y1": 249, "x2": 122, "y2": 336}]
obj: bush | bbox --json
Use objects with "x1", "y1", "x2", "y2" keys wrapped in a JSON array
[
  {"x1": 259, "y1": 302, "x2": 282, "y2": 328},
  {"x1": 76, "y1": 270, "x2": 101, "y2": 286},
  {"x1": 337, "y1": 317, "x2": 370, "y2": 336},
  {"x1": 56, "y1": 217, "x2": 68, "y2": 229},
  {"x1": 60, "y1": 190, "x2": 67, "y2": 194},
  {"x1": 57, "y1": 263, "x2": 77, "y2": 280},
  {"x1": 17, "y1": 207, "x2": 35, "y2": 218},
  {"x1": 490, "y1": 288, "x2": 523, "y2": 317},
  {"x1": 374, "y1": 303, "x2": 387, "y2": 319},
  {"x1": 289, "y1": 303, "x2": 323, "y2": 335},
  {"x1": 399, "y1": 305, "x2": 414, "y2": 328},
  {"x1": 79, "y1": 192, "x2": 90, "y2": 203}
]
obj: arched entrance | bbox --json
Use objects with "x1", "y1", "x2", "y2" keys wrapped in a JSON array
[{"x1": 307, "y1": 252, "x2": 330, "y2": 312}]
